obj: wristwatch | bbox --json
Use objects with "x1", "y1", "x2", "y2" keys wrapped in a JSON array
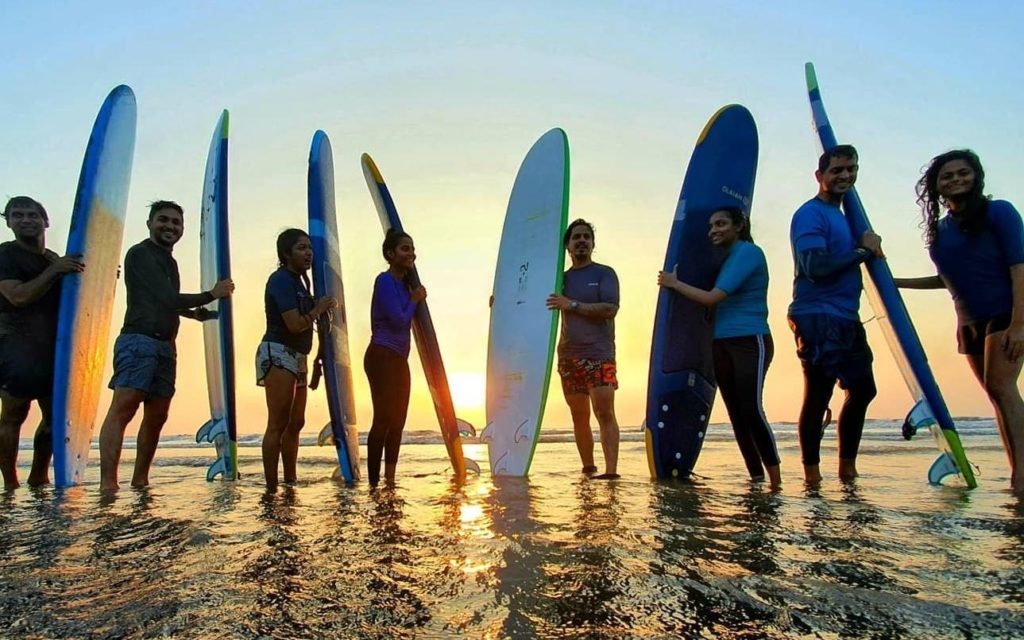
[{"x1": 569, "y1": 300, "x2": 580, "y2": 311}]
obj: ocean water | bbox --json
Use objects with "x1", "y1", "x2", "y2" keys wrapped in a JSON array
[{"x1": 2, "y1": 420, "x2": 1023, "y2": 639}]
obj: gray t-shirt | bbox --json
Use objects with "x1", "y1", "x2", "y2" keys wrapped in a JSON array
[{"x1": 557, "y1": 262, "x2": 619, "y2": 360}]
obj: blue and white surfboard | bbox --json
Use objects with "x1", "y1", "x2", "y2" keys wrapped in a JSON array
[
  {"x1": 195, "y1": 110, "x2": 238, "y2": 481},
  {"x1": 52, "y1": 85, "x2": 137, "y2": 487}
]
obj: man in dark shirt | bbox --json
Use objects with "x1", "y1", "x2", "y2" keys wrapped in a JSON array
[
  {"x1": 0, "y1": 196, "x2": 84, "y2": 489},
  {"x1": 98, "y1": 201, "x2": 233, "y2": 491},
  {"x1": 546, "y1": 219, "x2": 621, "y2": 479}
]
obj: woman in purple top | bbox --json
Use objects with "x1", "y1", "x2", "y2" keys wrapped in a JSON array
[
  {"x1": 257, "y1": 229, "x2": 336, "y2": 491},
  {"x1": 365, "y1": 229, "x2": 426, "y2": 485},
  {"x1": 895, "y1": 150, "x2": 1024, "y2": 492}
]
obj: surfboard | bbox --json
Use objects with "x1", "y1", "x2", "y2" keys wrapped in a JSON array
[
  {"x1": 308, "y1": 130, "x2": 360, "y2": 483},
  {"x1": 482, "y1": 128, "x2": 569, "y2": 477},
  {"x1": 360, "y1": 153, "x2": 479, "y2": 482},
  {"x1": 52, "y1": 85, "x2": 137, "y2": 487},
  {"x1": 194, "y1": 110, "x2": 238, "y2": 481},
  {"x1": 805, "y1": 62, "x2": 977, "y2": 488},
  {"x1": 645, "y1": 105, "x2": 759, "y2": 480}
]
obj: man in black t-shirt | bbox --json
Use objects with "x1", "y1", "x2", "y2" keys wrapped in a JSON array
[
  {"x1": 97, "y1": 200, "x2": 233, "y2": 492},
  {"x1": 0, "y1": 196, "x2": 84, "y2": 489}
]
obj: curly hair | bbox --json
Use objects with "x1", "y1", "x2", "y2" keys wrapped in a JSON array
[{"x1": 916, "y1": 149, "x2": 988, "y2": 247}]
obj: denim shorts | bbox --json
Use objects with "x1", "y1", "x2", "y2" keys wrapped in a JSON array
[
  {"x1": 255, "y1": 341, "x2": 308, "y2": 388},
  {"x1": 108, "y1": 333, "x2": 177, "y2": 398}
]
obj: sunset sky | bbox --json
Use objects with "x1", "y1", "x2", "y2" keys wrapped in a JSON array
[{"x1": 3, "y1": 1, "x2": 1022, "y2": 438}]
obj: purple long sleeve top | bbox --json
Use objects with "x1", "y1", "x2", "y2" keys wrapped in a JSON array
[{"x1": 370, "y1": 271, "x2": 417, "y2": 357}]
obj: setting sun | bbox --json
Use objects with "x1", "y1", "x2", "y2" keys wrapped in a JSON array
[{"x1": 448, "y1": 371, "x2": 486, "y2": 415}]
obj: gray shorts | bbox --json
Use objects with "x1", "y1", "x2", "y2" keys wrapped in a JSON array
[
  {"x1": 108, "y1": 333, "x2": 176, "y2": 398},
  {"x1": 255, "y1": 341, "x2": 308, "y2": 388}
]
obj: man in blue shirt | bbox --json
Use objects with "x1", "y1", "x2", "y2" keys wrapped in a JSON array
[
  {"x1": 788, "y1": 145, "x2": 883, "y2": 485},
  {"x1": 547, "y1": 219, "x2": 621, "y2": 479}
]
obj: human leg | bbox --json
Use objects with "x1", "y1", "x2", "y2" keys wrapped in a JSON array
[
  {"x1": 365, "y1": 344, "x2": 395, "y2": 485},
  {"x1": 0, "y1": 393, "x2": 32, "y2": 489},
  {"x1": 262, "y1": 366, "x2": 297, "y2": 491},
  {"x1": 98, "y1": 388, "x2": 148, "y2": 491},
  {"x1": 589, "y1": 384, "x2": 619, "y2": 477},
  {"x1": 382, "y1": 356, "x2": 411, "y2": 483},
  {"x1": 131, "y1": 396, "x2": 172, "y2": 487},
  {"x1": 797, "y1": 365, "x2": 836, "y2": 486},
  {"x1": 714, "y1": 339, "x2": 765, "y2": 481},
  {"x1": 281, "y1": 384, "x2": 307, "y2": 484},
  {"x1": 981, "y1": 330, "x2": 1024, "y2": 490}
]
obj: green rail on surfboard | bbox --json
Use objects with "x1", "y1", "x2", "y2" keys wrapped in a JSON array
[{"x1": 805, "y1": 62, "x2": 976, "y2": 488}]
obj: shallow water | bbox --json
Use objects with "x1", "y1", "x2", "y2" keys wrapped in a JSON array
[{"x1": 2, "y1": 422, "x2": 1023, "y2": 639}]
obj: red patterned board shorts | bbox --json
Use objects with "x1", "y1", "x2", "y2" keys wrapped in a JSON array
[{"x1": 557, "y1": 358, "x2": 618, "y2": 395}]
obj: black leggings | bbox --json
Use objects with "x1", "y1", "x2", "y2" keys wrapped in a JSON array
[
  {"x1": 797, "y1": 362, "x2": 877, "y2": 466},
  {"x1": 364, "y1": 343, "x2": 411, "y2": 484},
  {"x1": 713, "y1": 335, "x2": 780, "y2": 479}
]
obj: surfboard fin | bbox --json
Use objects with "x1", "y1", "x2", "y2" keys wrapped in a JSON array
[
  {"x1": 639, "y1": 419, "x2": 647, "y2": 432},
  {"x1": 196, "y1": 417, "x2": 227, "y2": 443},
  {"x1": 331, "y1": 465, "x2": 344, "y2": 480},
  {"x1": 464, "y1": 458, "x2": 482, "y2": 475},
  {"x1": 514, "y1": 419, "x2": 531, "y2": 444},
  {"x1": 491, "y1": 450, "x2": 508, "y2": 475},
  {"x1": 901, "y1": 400, "x2": 937, "y2": 441},
  {"x1": 928, "y1": 452, "x2": 960, "y2": 485},
  {"x1": 456, "y1": 418, "x2": 476, "y2": 438},
  {"x1": 479, "y1": 422, "x2": 494, "y2": 444},
  {"x1": 318, "y1": 423, "x2": 336, "y2": 446},
  {"x1": 206, "y1": 456, "x2": 230, "y2": 482}
]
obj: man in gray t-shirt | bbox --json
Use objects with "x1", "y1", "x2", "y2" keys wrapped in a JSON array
[{"x1": 546, "y1": 218, "x2": 621, "y2": 479}]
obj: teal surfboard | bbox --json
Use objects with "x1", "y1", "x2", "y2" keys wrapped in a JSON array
[
  {"x1": 482, "y1": 128, "x2": 569, "y2": 477},
  {"x1": 195, "y1": 110, "x2": 238, "y2": 481},
  {"x1": 52, "y1": 86, "x2": 137, "y2": 487}
]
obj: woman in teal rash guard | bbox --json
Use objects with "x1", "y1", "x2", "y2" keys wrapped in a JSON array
[
  {"x1": 658, "y1": 208, "x2": 782, "y2": 488},
  {"x1": 895, "y1": 149, "x2": 1024, "y2": 493}
]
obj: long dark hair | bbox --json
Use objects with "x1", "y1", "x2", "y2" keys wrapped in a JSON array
[
  {"x1": 916, "y1": 149, "x2": 989, "y2": 246},
  {"x1": 712, "y1": 207, "x2": 753, "y2": 242},
  {"x1": 276, "y1": 228, "x2": 312, "y2": 291}
]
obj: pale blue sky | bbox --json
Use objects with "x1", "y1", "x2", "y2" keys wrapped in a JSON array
[{"x1": 2, "y1": 1, "x2": 1022, "y2": 434}]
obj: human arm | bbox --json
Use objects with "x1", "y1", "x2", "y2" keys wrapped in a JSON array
[
  {"x1": 545, "y1": 267, "x2": 619, "y2": 318},
  {"x1": 0, "y1": 254, "x2": 84, "y2": 307},
  {"x1": 374, "y1": 275, "x2": 421, "y2": 326},
  {"x1": 893, "y1": 275, "x2": 946, "y2": 289},
  {"x1": 657, "y1": 265, "x2": 726, "y2": 308},
  {"x1": 281, "y1": 296, "x2": 337, "y2": 334},
  {"x1": 545, "y1": 294, "x2": 619, "y2": 318}
]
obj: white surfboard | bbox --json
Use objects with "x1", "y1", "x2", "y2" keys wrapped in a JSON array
[{"x1": 483, "y1": 128, "x2": 569, "y2": 476}]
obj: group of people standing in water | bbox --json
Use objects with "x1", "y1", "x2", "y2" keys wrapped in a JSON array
[{"x1": 1, "y1": 146, "x2": 1022, "y2": 493}]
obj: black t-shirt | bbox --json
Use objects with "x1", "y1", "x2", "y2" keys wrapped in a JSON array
[
  {"x1": 120, "y1": 239, "x2": 213, "y2": 342},
  {"x1": 0, "y1": 241, "x2": 62, "y2": 342}
]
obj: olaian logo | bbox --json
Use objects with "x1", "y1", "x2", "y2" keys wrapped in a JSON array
[{"x1": 721, "y1": 186, "x2": 751, "y2": 207}]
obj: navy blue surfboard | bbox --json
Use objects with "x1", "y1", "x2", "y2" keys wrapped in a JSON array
[{"x1": 645, "y1": 105, "x2": 758, "y2": 479}]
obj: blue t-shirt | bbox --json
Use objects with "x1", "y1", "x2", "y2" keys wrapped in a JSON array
[
  {"x1": 262, "y1": 268, "x2": 315, "y2": 354},
  {"x1": 929, "y1": 199, "x2": 1024, "y2": 325},
  {"x1": 558, "y1": 262, "x2": 619, "y2": 360},
  {"x1": 788, "y1": 197, "x2": 862, "y2": 320},
  {"x1": 370, "y1": 271, "x2": 418, "y2": 358},
  {"x1": 713, "y1": 241, "x2": 770, "y2": 339}
]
